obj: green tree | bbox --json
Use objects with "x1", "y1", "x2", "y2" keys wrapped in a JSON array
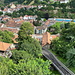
[
  {"x1": 14, "y1": 58, "x2": 52, "y2": 75},
  {"x1": 7, "y1": 5, "x2": 10, "y2": 8},
  {"x1": 11, "y1": 50, "x2": 33, "y2": 63},
  {"x1": 0, "y1": 56, "x2": 52, "y2": 75},
  {"x1": 0, "y1": 30, "x2": 14, "y2": 43},
  {"x1": 1, "y1": 7, "x2": 4, "y2": 10},
  {"x1": 0, "y1": 57, "x2": 9, "y2": 75},
  {"x1": 5, "y1": 13, "x2": 12, "y2": 16},
  {"x1": 51, "y1": 22, "x2": 75, "y2": 59},
  {"x1": 66, "y1": 48, "x2": 75, "y2": 67},
  {"x1": 18, "y1": 22, "x2": 34, "y2": 41},
  {"x1": 0, "y1": 11, "x2": 3, "y2": 16},
  {"x1": 0, "y1": 62, "x2": 8, "y2": 75},
  {"x1": 47, "y1": 22, "x2": 61, "y2": 34},
  {"x1": 33, "y1": 21, "x2": 41, "y2": 26},
  {"x1": 18, "y1": 21, "x2": 42, "y2": 57},
  {"x1": 69, "y1": 0, "x2": 75, "y2": 8},
  {"x1": 19, "y1": 38, "x2": 42, "y2": 57}
]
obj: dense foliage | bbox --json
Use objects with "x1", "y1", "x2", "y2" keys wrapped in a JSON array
[
  {"x1": 4, "y1": 2, "x2": 75, "y2": 19},
  {"x1": 19, "y1": 38, "x2": 42, "y2": 57},
  {"x1": 0, "y1": 11, "x2": 3, "y2": 16},
  {"x1": 0, "y1": 30, "x2": 14, "y2": 43},
  {"x1": 11, "y1": 50, "x2": 33, "y2": 63},
  {"x1": 18, "y1": 22, "x2": 42, "y2": 57},
  {"x1": 50, "y1": 22, "x2": 75, "y2": 67},
  {"x1": 47, "y1": 22, "x2": 62, "y2": 34},
  {"x1": 3, "y1": 0, "x2": 51, "y2": 5},
  {"x1": 18, "y1": 22, "x2": 34, "y2": 40},
  {"x1": 0, "y1": 21, "x2": 53, "y2": 75},
  {"x1": 5, "y1": 7, "x2": 47, "y2": 19},
  {"x1": 0, "y1": 56, "x2": 52, "y2": 75}
]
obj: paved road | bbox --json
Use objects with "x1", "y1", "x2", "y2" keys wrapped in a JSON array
[{"x1": 42, "y1": 47, "x2": 75, "y2": 75}]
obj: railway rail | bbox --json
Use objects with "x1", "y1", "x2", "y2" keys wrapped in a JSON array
[{"x1": 42, "y1": 47, "x2": 75, "y2": 75}]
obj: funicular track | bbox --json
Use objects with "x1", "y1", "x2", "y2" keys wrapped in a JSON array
[{"x1": 42, "y1": 47, "x2": 75, "y2": 75}]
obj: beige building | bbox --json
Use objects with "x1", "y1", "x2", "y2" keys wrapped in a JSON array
[
  {"x1": 54, "y1": 0, "x2": 69, "y2": 3},
  {"x1": 10, "y1": 3, "x2": 16, "y2": 8}
]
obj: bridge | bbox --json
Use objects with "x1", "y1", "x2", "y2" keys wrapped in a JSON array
[{"x1": 42, "y1": 47, "x2": 75, "y2": 75}]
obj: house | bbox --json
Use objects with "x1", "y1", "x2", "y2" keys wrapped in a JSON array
[
  {"x1": 42, "y1": 32, "x2": 51, "y2": 48},
  {"x1": 3, "y1": 8, "x2": 7, "y2": 14},
  {"x1": 32, "y1": 34, "x2": 43, "y2": 42},
  {"x1": 35, "y1": 25, "x2": 47, "y2": 34},
  {"x1": 2, "y1": 16, "x2": 11, "y2": 22},
  {"x1": 0, "y1": 42, "x2": 15, "y2": 58},
  {"x1": 42, "y1": 32, "x2": 58, "y2": 48},
  {"x1": 54, "y1": 0, "x2": 69, "y2": 3},
  {"x1": 32, "y1": 31, "x2": 58, "y2": 48},
  {"x1": 0, "y1": 27, "x2": 19, "y2": 34},
  {"x1": 47, "y1": 18, "x2": 56, "y2": 26},
  {"x1": 5, "y1": 19, "x2": 22, "y2": 28},
  {"x1": 0, "y1": 23, "x2": 5, "y2": 28},
  {"x1": 6, "y1": 8, "x2": 14, "y2": 13},
  {"x1": 34, "y1": 19, "x2": 56, "y2": 34},
  {"x1": 44, "y1": 20, "x2": 51, "y2": 27},
  {"x1": 38, "y1": 5, "x2": 43, "y2": 9},
  {"x1": 16, "y1": 20, "x2": 25, "y2": 25},
  {"x1": 23, "y1": 15, "x2": 37, "y2": 20},
  {"x1": 23, "y1": 15, "x2": 29, "y2": 20},
  {"x1": 13, "y1": 18, "x2": 21, "y2": 22},
  {"x1": 2, "y1": 17, "x2": 10, "y2": 22},
  {"x1": 60, "y1": 0, "x2": 69, "y2": 3},
  {"x1": 10, "y1": 3, "x2": 16, "y2": 9}
]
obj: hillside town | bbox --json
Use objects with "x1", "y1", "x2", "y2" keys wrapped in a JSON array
[
  {"x1": 0, "y1": 3, "x2": 59, "y2": 57},
  {"x1": 0, "y1": 0, "x2": 75, "y2": 75}
]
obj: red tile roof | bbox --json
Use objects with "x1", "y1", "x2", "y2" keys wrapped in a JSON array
[
  {"x1": 16, "y1": 20, "x2": 25, "y2": 24},
  {"x1": 0, "y1": 42, "x2": 11, "y2": 51},
  {"x1": 5, "y1": 20, "x2": 22, "y2": 28},
  {"x1": 0, "y1": 27, "x2": 19, "y2": 33},
  {"x1": 3, "y1": 8, "x2": 7, "y2": 11},
  {"x1": 42, "y1": 32, "x2": 58, "y2": 46},
  {"x1": 42, "y1": 32, "x2": 51, "y2": 46}
]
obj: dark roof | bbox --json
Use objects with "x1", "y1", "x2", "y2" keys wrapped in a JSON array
[{"x1": 36, "y1": 25, "x2": 47, "y2": 30}]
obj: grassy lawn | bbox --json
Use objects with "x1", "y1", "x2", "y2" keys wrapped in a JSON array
[
  {"x1": 48, "y1": 22, "x2": 63, "y2": 34},
  {"x1": 50, "y1": 50, "x2": 75, "y2": 74},
  {"x1": 52, "y1": 22, "x2": 63, "y2": 28}
]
